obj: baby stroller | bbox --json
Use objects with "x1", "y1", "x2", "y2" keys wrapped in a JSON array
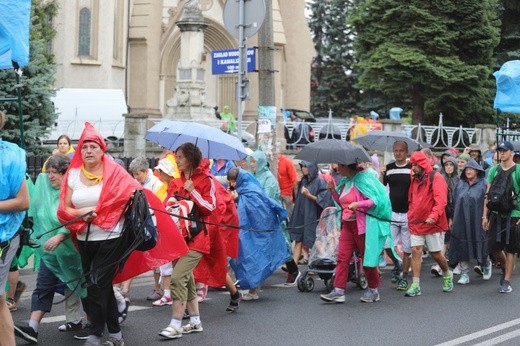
[{"x1": 297, "y1": 207, "x2": 368, "y2": 292}]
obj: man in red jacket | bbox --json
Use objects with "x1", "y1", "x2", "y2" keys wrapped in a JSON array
[{"x1": 406, "y1": 151, "x2": 453, "y2": 297}]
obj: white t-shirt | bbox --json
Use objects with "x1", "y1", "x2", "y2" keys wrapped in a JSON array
[{"x1": 68, "y1": 168, "x2": 122, "y2": 241}]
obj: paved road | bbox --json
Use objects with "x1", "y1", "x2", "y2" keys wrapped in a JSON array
[{"x1": 11, "y1": 259, "x2": 520, "y2": 346}]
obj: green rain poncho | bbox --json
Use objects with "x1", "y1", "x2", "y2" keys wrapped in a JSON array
[
  {"x1": 28, "y1": 173, "x2": 86, "y2": 298},
  {"x1": 336, "y1": 170, "x2": 395, "y2": 268}
]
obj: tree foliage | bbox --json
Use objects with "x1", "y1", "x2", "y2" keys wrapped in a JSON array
[
  {"x1": 308, "y1": 0, "x2": 361, "y2": 118},
  {"x1": 495, "y1": 0, "x2": 520, "y2": 66},
  {"x1": 0, "y1": 0, "x2": 58, "y2": 154},
  {"x1": 349, "y1": 0, "x2": 500, "y2": 126}
]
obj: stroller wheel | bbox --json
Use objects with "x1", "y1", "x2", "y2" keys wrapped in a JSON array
[
  {"x1": 304, "y1": 276, "x2": 315, "y2": 292},
  {"x1": 357, "y1": 273, "x2": 368, "y2": 290},
  {"x1": 325, "y1": 277, "x2": 334, "y2": 293},
  {"x1": 297, "y1": 275, "x2": 305, "y2": 292}
]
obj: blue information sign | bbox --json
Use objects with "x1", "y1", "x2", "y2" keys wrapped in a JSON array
[{"x1": 211, "y1": 48, "x2": 256, "y2": 75}]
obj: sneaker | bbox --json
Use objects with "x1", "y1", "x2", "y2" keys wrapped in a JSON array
[
  {"x1": 6, "y1": 297, "x2": 17, "y2": 312},
  {"x1": 159, "y1": 326, "x2": 183, "y2": 339},
  {"x1": 226, "y1": 291, "x2": 242, "y2": 313},
  {"x1": 285, "y1": 271, "x2": 301, "y2": 287},
  {"x1": 102, "y1": 336, "x2": 125, "y2": 346},
  {"x1": 74, "y1": 324, "x2": 95, "y2": 340},
  {"x1": 500, "y1": 280, "x2": 513, "y2": 293},
  {"x1": 181, "y1": 321, "x2": 203, "y2": 334},
  {"x1": 474, "y1": 265, "x2": 483, "y2": 276},
  {"x1": 14, "y1": 324, "x2": 38, "y2": 344},
  {"x1": 391, "y1": 265, "x2": 402, "y2": 284},
  {"x1": 378, "y1": 255, "x2": 387, "y2": 268},
  {"x1": 241, "y1": 292, "x2": 259, "y2": 301},
  {"x1": 430, "y1": 264, "x2": 442, "y2": 277},
  {"x1": 483, "y1": 261, "x2": 492, "y2": 280},
  {"x1": 360, "y1": 289, "x2": 380, "y2": 303},
  {"x1": 146, "y1": 289, "x2": 163, "y2": 301},
  {"x1": 453, "y1": 264, "x2": 461, "y2": 275},
  {"x1": 443, "y1": 271, "x2": 454, "y2": 292},
  {"x1": 58, "y1": 320, "x2": 83, "y2": 331},
  {"x1": 14, "y1": 281, "x2": 27, "y2": 303},
  {"x1": 196, "y1": 283, "x2": 208, "y2": 303},
  {"x1": 320, "y1": 290, "x2": 345, "y2": 303},
  {"x1": 457, "y1": 273, "x2": 470, "y2": 285},
  {"x1": 396, "y1": 277, "x2": 408, "y2": 291},
  {"x1": 152, "y1": 295, "x2": 173, "y2": 306},
  {"x1": 405, "y1": 282, "x2": 421, "y2": 297},
  {"x1": 118, "y1": 299, "x2": 130, "y2": 324}
]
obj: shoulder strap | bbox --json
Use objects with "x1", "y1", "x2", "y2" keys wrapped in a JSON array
[{"x1": 428, "y1": 171, "x2": 436, "y2": 192}]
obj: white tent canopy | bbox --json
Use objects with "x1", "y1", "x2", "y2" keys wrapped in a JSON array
[{"x1": 45, "y1": 88, "x2": 127, "y2": 143}]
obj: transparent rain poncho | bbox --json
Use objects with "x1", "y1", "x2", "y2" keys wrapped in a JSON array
[{"x1": 309, "y1": 207, "x2": 340, "y2": 265}]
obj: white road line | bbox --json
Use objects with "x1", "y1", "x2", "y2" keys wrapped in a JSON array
[
  {"x1": 472, "y1": 328, "x2": 520, "y2": 346},
  {"x1": 40, "y1": 305, "x2": 152, "y2": 324},
  {"x1": 436, "y1": 318, "x2": 520, "y2": 346}
]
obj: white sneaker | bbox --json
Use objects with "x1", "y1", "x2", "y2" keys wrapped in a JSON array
[
  {"x1": 430, "y1": 264, "x2": 442, "y2": 277},
  {"x1": 453, "y1": 264, "x2": 462, "y2": 275},
  {"x1": 482, "y1": 261, "x2": 492, "y2": 280},
  {"x1": 457, "y1": 273, "x2": 470, "y2": 285}
]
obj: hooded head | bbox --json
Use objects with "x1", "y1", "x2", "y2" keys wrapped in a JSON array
[
  {"x1": 442, "y1": 156, "x2": 458, "y2": 177},
  {"x1": 461, "y1": 157, "x2": 485, "y2": 181},
  {"x1": 251, "y1": 149, "x2": 269, "y2": 175},
  {"x1": 299, "y1": 160, "x2": 319, "y2": 181},
  {"x1": 409, "y1": 151, "x2": 433, "y2": 176}
]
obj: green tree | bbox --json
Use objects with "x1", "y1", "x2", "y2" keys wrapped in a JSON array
[
  {"x1": 350, "y1": 0, "x2": 500, "y2": 125},
  {"x1": 0, "y1": 0, "x2": 58, "y2": 154},
  {"x1": 308, "y1": 0, "x2": 360, "y2": 118},
  {"x1": 495, "y1": 0, "x2": 520, "y2": 66}
]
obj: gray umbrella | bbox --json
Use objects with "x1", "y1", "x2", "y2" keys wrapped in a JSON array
[
  {"x1": 353, "y1": 130, "x2": 421, "y2": 153},
  {"x1": 294, "y1": 139, "x2": 371, "y2": 165}
]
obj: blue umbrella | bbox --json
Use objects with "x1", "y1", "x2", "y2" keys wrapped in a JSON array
[{"x1": 145, "y1": 120, "x2": 248, "y2": 160}]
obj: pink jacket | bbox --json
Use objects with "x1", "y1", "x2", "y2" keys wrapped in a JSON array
[{"x1": 331, "y1": 185, "x2": 374, "y2": 235}]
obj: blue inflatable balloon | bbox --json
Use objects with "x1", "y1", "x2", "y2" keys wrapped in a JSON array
[
  {"x1": 494, "y1": 60, "x2": 520, "y2": 114},
  {"x1": 0, "y1": 0, "x2": 31, "y2": 69}
]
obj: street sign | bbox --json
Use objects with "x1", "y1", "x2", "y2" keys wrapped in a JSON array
[
  {"x1": 211, "y1": 48, "x2": 256, "y2": 75},
  {"x1": 223, "y1": 0, "x2": 266, "y2": 39}
]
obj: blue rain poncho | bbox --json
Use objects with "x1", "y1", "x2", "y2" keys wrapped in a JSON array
[
  {"x1": 0, "y1": 140, "x2": 26, "y2": 242},
  {"x1": 229, "y1": 169, "x2": 290, "y2": 289}
]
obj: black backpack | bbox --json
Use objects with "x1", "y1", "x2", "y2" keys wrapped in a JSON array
[{"x1": 487, "y1": 166, "x2": 518, "y2": 213}]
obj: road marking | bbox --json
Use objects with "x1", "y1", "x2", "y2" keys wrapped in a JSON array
[
  {"x1": 40, "y1": 306, "x2": 152, "y2": 324},
  {"x1": 436, "y1": 318, "x2": 520, "y2": 346},
  {"x1": 472, "y1": 328, "x2": 520, "y2": 346}
]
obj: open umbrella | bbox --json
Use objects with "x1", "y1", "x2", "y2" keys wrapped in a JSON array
[
  {"x1": 294, "y1": 139, "x2": 371, "y2": 165},
  {"x1": 353, "y1": 130, "x2": 421, "y2": 153},
  {"x1": 145, "y1": 120, "x2": 248, "y2": 160}
]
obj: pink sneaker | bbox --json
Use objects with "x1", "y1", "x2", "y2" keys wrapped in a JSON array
[
  {"x1": 196, "y1": 283, "x2": 208, "y2": 302},
  {"x1": 152, "y1": 295, "x2": 173, "y2": 306}
]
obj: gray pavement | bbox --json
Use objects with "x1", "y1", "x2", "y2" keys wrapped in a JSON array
[{"x1": 11, "y1": 258, "x2": 520, "y2": 346}]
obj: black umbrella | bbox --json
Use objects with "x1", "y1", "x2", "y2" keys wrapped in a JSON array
[
  {"x1": 352, "y1": 130, "x2": 422, "y2": 153},
  {"x1": 294, "y1": 139, "x2": 371, "y2": 165}
]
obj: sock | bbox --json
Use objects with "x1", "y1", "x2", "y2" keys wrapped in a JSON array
[
  {"x1": 370, "y1": 288, "x2": 378, "y2": 294},
  {"x1": 29, "y1": 319, "x2": 39, "y2": 333},
  {"x1": 443, "y1": 270, "x2": 453, "y2": 277},
  {"x1": 412, "y1": 277, "x2": 420, "y2": 285},
  {"x1": 170, "y1": 318, "x2": 182, "y2": 329},
  {"x1": 116, "y1": 298, "x2": 126, "y2": 312},
  {"x1": 190, "y1": 315, "x2": 201, "y2": 325},
  {"x1": 334, "y1": 288, "x2": 345, "y2": 295},
  {"x1": 164, "y1": 289, "x2": 171, "y2": 298},
  {"x1": 285, "y1": 259, "x2": 299, "y2": 274},
  {"x1": 108, "y1": 331, "x2": 122, "y2": 340},
  {"x1": 230, "y1": 291, "x2": 240, "y2": 300}
]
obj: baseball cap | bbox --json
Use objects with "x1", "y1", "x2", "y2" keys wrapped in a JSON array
[
  {"x1": 497, "y1": 141, "x2": 514, "y2": 151},
  {"x1": 154, "y1": 158, "x2": 175, "y2": 177}
]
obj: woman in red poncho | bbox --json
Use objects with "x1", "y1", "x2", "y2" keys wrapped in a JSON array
[
  {"x1": 159, "y1": 143, "x2": 216, "y2": 339},
  {"x1": 57, "y1": 123, "x2": 187, "y2": 345}
]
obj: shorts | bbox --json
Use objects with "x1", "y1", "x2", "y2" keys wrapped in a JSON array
[
  {"x1": 385, "y1": 212, "x2": 411, "y2": 253},
  {"x1": 410, "y1": 233, "x2": 444, "y2": 252},
  {"x1": 488, "y1": 214, "x2": 520, "y2": 254},
  {"x1": 0, "y1": 235, "x2": 20, "y2": 296}
]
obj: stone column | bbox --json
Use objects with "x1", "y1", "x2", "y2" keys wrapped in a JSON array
[
  {"x1": 380, "y1": 119, "x2": 403, "y2": 133},
  {"x1": 166, "y1": 1, "x2": 213, "y2": 122},
  {"x1": 476, "y1": 123, "x2": 497, "y2": 148},
  {"x1": 123, "y1": 113, "x2": 148, "y2": 157}
]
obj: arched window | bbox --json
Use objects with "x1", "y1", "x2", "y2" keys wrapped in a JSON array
[{"x1": 78, "y1": 7, "x2": 91, "y2": 56}]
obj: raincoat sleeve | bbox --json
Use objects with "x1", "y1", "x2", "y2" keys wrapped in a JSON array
[{"x1": 315, "y1": 178, "x2": 334, "y2": 209}]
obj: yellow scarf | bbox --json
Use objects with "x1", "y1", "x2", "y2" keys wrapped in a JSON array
[{"x1": 81, "y1": 165, "x2": 103, "y2": 184}]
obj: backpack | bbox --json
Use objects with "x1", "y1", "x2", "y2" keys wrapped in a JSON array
[
  {"x1": 122, "y1": 190, "x2": 158, "y2": 251},
  {"x1": 487, "y1": 166, "x2": 518, "y2": 213}
]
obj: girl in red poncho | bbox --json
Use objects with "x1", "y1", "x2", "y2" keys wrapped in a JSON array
[{"x1": 159, "y1": 143, "x2": 216, "y2": 339}]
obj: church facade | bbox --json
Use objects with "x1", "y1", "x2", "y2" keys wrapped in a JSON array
[{"x1": 51, "y1": 0, "x2": 314, "y2": 154}]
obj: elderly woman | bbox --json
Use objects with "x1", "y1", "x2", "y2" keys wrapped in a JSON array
[
  {"x1": 159, "y1": 143, "x2": 215, "y2": 340},
  {"x1": 14, "y1": 155, "x2": 86, "y2": 344},
  {"x1": 320, "y1": 163, "x2": 392, "y2": 303},
  {"x1": 57, "y1": 123, "x2": 142, "y2": 346},
  {"x1": 449, "y1": 158, "x2": 491, "y2": 284}
]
